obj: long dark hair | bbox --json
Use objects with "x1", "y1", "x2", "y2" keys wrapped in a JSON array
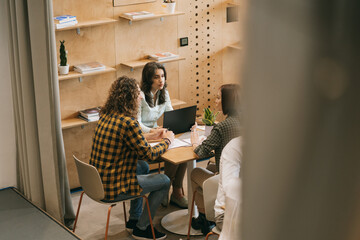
[
  {"x1": 221, "y1": 84, "x2": 241, "y2": 116},
  {"x1": 101, "y1": 76, "x2": 139, "y2": 118},
  {"x1": 140, "y1": 62, "x2": 167, "y2": 107}
]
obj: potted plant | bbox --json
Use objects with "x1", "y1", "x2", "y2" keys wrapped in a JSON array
[
  {"x1": 163, "y1": 0, "x2": 176, "y2": 14},
  {"x1": 58, "y1": 40, "x2": 69, "y2": 75},
  {"x1": 202, "y1": 107, "x2": 218, "y2": 136}
]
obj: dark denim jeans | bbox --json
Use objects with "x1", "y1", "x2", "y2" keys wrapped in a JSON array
[{"x1": 112, "y1": 160, "x2": 170, "y2": 230}]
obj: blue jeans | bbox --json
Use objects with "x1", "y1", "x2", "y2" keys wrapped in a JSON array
[{"x1": 112, "y1": 160, "x2": 170, "y2": 230}]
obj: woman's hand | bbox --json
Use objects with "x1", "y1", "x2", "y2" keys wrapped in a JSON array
[
  {"x1": 163, "y1": 130, "x2": 175, "y2": 145},
  {"x1": 145, "y1": 128, "x2": 167, "y2": 141}
]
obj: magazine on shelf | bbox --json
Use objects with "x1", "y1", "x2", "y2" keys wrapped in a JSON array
[
  {"x1": 54, "y1": 15, "x2": 77, "y2": 24},
  {"x1": 74, "y1": 62, "x2": 106, "y2": 74},
  {"x1": 121, "y1": 11, "x2": 154, "y2": 20},
  {"x1": 55, "y1": 20, "x2": 78, "y2": 29},
  {"x1": 148, "y1": 52, "x2": 179, "y2": 61},
  {"x1": 79, "y1": 107, "x2": 101, "y2": 118}
]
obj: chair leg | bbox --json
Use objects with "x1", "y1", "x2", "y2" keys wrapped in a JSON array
[
  {"x1": 187, "y1": 190, "x2": 197, "y2": 240},
  {"x1": 158, "y1": 162, "x2": 161, "y2": 174},
  {"x1": 143, "y1": 196, "x2": 156, "y2": 240},
  {"x1": 104, "y1": 204, "x2": 116, "y2": 240},
  {"x1": 73, "y1": 191, "x2": 85, "y2": 232},
  {"x1": 205, "y1": 231, "x2": 219, "y2": 240},
  {"x1": 122, "y1": 202, "x2": 127, "y2": 223}
]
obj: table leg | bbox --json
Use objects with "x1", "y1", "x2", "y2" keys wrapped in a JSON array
[
  {"x1": 186, "y1": 160, "x2": 198, "y2": 216},
  {"x1": 160, "y1": 159, "x2": 202, "y2": 235}
]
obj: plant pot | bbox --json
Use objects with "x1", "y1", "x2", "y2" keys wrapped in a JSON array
[
  {"x1": 163, "y1": 2, "x2": 176, "y2": 14},
  {"x1": 204, "y1": 125, "x2": 214, "y2": 137},
  {"x1": 58, "y1": 64, "x2": 69, "y2": 75}
]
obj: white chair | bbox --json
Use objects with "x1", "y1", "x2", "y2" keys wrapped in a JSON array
[
  {"x1": 218, "y1": 178, "x2": 241, "y2": 240},
  {"x1": 187, "y1": 174, "x2": 220, "y2": 240},
  {"x1": 72, "y1": 155, "x2": 156, "y2": 240}
]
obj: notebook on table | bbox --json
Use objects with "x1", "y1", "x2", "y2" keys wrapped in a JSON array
[{"x1": 163, "y1": 105, "x2": 197, "y2": 134}]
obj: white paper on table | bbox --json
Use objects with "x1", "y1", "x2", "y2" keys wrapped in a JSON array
[
  {"x1": 197, "y1": 125, "x2": 206, "y2": 131},
  {"x1": 149, "y1": 138, "x2": 191, "y2": 150}
]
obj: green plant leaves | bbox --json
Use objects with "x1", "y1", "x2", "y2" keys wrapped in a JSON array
[{"x1": 202, "y1": 107, "x2": 218, "y2": 126}]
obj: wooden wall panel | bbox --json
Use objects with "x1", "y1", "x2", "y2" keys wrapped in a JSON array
[{"x1": 63, "y1": 124, "x2": 97, "y2": 189}]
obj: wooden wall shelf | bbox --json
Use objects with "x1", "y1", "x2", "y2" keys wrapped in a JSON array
[
  {"x1": 121, "y1": 57, "x2": 185, "y2": 71},
  {"x1": 119, "y1": 11, "x2": 185, "y2": 24},
  {"x1": 58, "y1": 66, "x2": 116, "y2": 81},
  {"x1": 228, "y1": 42, "x2": 242, "y2": 50},
  {"x1": 227, "y1": 1, "x2": 241, "y2": 6},
  {"x1": 62, "y1": 99, "x2": 187, "y2": 130},
  {"x1": 55, "y1": 18, "x2": 117, "y2": 32}
]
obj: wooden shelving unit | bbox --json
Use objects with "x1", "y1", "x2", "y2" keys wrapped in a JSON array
[
  {"x1": 55, "y1": 18, "x2": 117, "y2": 32},
  {"x1": 121, "y1": 57, "x2": 185, "y2": 71},
  {"x1": 58, "y1": 66, "x2": 116, "y2": 81},
  {"x1": 119, "y1": 11, "x2": 184, "y2": 23},
  {"x1": 228, "y1": 42, "x2": 242, "y2": 50},
  {"x1": 171, "y1": 98, "x2": 187, "y2": 108},
  {"x1": 61, "y1": 99, "x2": 187, "y2": 129}
]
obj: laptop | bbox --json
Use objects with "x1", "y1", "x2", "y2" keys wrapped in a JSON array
[{"x1": 163, "y1": 105, "x2": 197, "y2": 134}]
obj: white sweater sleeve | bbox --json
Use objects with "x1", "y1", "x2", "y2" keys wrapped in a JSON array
[{"x1": 164, "y1": 90, "x2": 173, "y2": 111}]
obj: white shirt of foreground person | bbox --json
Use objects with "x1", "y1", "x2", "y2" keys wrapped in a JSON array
[
  {"x1": 214, "y1": 136, "x2": 242, "y2": 220},
  {"x1": 137, "y1": 90, "x2": 173, "y2": 133}
]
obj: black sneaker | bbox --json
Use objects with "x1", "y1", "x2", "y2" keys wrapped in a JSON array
[
  {"x1": 191, "y1": 216, "x2": 202, "y2": 230},
  {"x1": 125, "y1": 219, "x2": 138, "y2": 233},
  {"x1": 132, "y1": 225, "x2": 167, "y2": 240}
]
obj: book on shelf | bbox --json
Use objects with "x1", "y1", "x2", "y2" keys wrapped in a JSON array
[
  {"x1": 78, "y1": 115, "x2": 99, "y2": 122},
  {"x1": 74, "y1": 62, "x2": 106, "y2": 74},
  {"x1": 121, "y1": 11, "x2": 154, "y2": 20},
  {"x1": 55, "y1": 20, "x2": 78, "y2": 29},
  {"x1": 148, "y1": 52, "x2": 179, "y2": 61},
  {"x1": 79, "y1": 107, "x2": 101, "y2": 122},
  {"x1": 79, "y1": 106, "x2": 101, "y2": 118},
  {"x1": 54, "y1": 15, "x2": 77, "y2": 24}
]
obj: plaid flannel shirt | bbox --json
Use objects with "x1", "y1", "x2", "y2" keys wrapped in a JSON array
[
  {"x1": 89, "y1": 112, "x2": 169, "y2": 201},
  {"x1": 194, "y1": 115, "x2": 241, "y2": 171}
]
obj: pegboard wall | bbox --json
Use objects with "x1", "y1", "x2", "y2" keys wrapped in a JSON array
[{"x1": 178, "y1": 0, "x2": 224, "y2": 115}]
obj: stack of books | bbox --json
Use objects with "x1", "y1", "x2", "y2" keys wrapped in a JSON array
[
  {"x1": 54, "y1": 15, "x2": 78, "y2": 29},
  {"x1": 148, "y1": 52, "x2": 179, "y2": 61},
  {"x1": 74, "y1": 62, "x2": 106, "y2": 74},
  {"x1": 120, "y1": 11, "x2": 154, "y2": 20},
  {"x1": 78, "y1": 107, "x2": 101, "y2": 122}
]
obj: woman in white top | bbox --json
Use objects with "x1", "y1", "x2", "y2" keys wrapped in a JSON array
[{"x1": 138, "y1": 62, "x2": 188, "y2": 208}]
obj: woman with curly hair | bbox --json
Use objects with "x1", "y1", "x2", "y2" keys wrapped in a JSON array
[
  {"x1": 138, "y1": 62, "x2": 188, "y2": 209},
  {"x1": 90, "y1": 76, "x2": 174, "y2": 240}
]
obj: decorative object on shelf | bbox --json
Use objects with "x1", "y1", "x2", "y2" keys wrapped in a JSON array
[
  {"x1": 202, "y1": 107, "x2": 218, "y2": 136},
  {"x1": 54, "y1": 15, "x2": 77, "y2": 29},
  {"x1": 163, "y1": 0, "x2": 176, "y2": 14},
  {"x1": 74, "y1": 62, "x2": 106, "y2": 74},
  {"x1": 58, "y1": 40, "x2": 69, "y2": 75}
]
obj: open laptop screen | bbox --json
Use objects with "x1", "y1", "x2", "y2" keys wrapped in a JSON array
[{"x1": 163, "y1": 105, "x2": 197, "y2": 134}]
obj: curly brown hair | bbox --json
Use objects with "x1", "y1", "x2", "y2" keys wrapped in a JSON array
[{"x1": 101, "y1": 76, "x2": 139, "y2": 118}]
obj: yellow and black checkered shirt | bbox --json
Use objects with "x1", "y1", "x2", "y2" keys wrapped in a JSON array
[{"x1": 89, "y1": 111, "x2": 169, "y2": 201}]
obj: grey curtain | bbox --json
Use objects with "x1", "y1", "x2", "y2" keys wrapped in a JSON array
[
  {"x1": 242, "y1": 1, "x2": 360, "y2": 240},
  {"x1": 6, "y1": 0, "x2": 75, "y2": 226}
]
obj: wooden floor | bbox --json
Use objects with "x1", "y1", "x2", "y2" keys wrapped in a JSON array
[{"x1": 70, "y1": 160, "x2": 215, "y2": 240}]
